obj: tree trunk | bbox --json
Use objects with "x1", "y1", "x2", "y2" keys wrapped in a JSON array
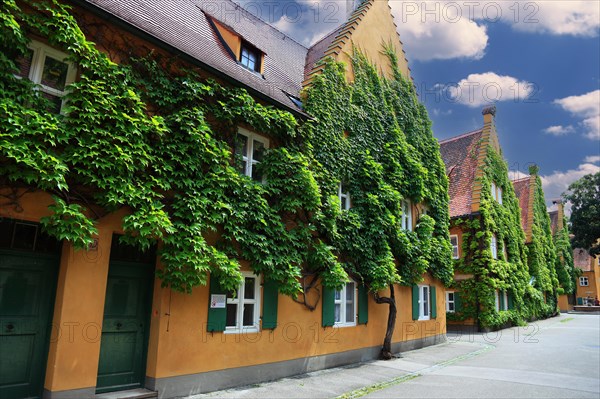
[{"x1": 374, "y1": 284, "x2": 397, "y2": 360}]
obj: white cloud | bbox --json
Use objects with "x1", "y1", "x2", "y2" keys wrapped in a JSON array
[
  {"x1": 554, "y1": 90, "x2": 600, "y2": 140},
  {"x1": 387, "y1": 1, "x2": 598, "y2": 62},
  {"x1": 446, "y1": 72, "x2": 534, "y2": 107},
  {"x1": 584, "y1": 155, "x2": 600, "y2": 164},
  {"x1": 543, "y1": 125, "x2": 575, "y2": 136},
  {"x1": 390, "y1": 2, "x2": 488, "y2": 61},
  {"x1": 503, "y1": 1, "x2": 600, "y2": 37},
  {"x1": 541, "y1": 161, "x2": 600, "y2": 210}
]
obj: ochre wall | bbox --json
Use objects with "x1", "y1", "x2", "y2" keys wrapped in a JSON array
[
  {"x1": 557, "y1": 294, "x2": 572, "y2": 312},
  {"x1": 337, "y1": 0, "x2": 411, "y2": 82},
  {"x1": 146, "y1": 273, "x2": 446, "y2": 379}
]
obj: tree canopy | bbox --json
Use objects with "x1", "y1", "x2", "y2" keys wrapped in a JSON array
[{"x1": 564, "y1": 172, "x2": 600, "y2": 256}]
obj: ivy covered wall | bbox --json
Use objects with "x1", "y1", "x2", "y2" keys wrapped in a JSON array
[
  {"x1": 449, "y1": 145, "x2": 530, "y2": 329},
  {"x1": 1, "y1": 1, "x2": 453, "y2": 304}
]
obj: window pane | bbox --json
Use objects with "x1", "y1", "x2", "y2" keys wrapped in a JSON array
[
  {"x1": 345, "y1": 283, "x2": 354, "y2": 323},
  {"x1": 41, "y1": 55, "x2": 68, "y2": 91},
  {"x1": 341, "y1": 196, "x2": 348, "y2": 210},
  {"x1": 334, "y1": 303, "x2": 341, "y2": 322},
  {"x1": 236, "y1": 134, "x2": 248, "y2": 157},
  {"x1": 449, "y1": 303, "x2": 455, "y2": 311},
  {"x1": 226, "y1": 303, "x2": 237, "y2": 327},
  {"x1": 253, "y1": 140, "x2": 265, "y2": 162},
  {"x1": 448, "y1": 292, "x2": 454, "y2": 301},
  {"x1": 244, "y1": 277, "x2": 255, "y2": 299},
  {"x1": 15, "y1": 49, "x2": 34, "y2": 78},
  {"x1": 423, "y1": 287, "x2": 429, "y2": 316},
  {"x1": 334, "y1": 290, "x2": 341, "y2": 301},
  {"x1": 12, "y1": 222, "x2": 37, "y2": 251},
  {"x1": 242, "y1": 304, "x2": 254, "y2": 326}
]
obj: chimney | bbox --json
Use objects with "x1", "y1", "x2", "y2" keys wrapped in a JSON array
[
  {"x1": 482, "y1": 105, "x2": 496, "y2": 125},
  {"x1": 552, "y1": 199, "x2": 565, "y2": 231}
]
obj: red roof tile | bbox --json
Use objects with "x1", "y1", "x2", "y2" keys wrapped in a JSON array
[
  {"x1": 512, "y1": 177, "x2": 531, "y2": 233},
  {"x1": 439, "y1": 129, "x2": 483, "y2": 218}
]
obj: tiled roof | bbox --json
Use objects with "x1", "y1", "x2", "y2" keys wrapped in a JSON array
[
  {"x1": 82, "y1": 0, "x2": 309, "y2": 114},
  {"x1": 548, "y1": 210, "x2": 559, "y2": 235},
  {"x1": 439, "y1": 129, "x2": 483, "y2": 218},
  {"x1": 574, "y1": 248, "x2": 593, "y2": 271},
  {"x1": 512, "y1": 177, "x2": 531, "y2": 233}
]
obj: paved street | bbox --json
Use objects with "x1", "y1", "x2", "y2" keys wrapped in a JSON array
[{"x1": 191, "y1": 313, "x2": 600, "y2": 399}]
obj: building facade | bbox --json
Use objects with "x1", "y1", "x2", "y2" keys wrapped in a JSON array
[{"x1": 0, "y1": 1, "x2": 451, "y2": 398}]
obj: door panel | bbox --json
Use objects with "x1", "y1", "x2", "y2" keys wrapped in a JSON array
[
  {"x1": 96, "y1": 259, "x2": 153, "y2": 393},
  {"x1": 0, "y1": 251, "x2": 58, "y2": 399}
]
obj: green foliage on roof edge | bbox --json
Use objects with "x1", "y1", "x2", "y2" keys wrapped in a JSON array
[
  {"x1": 0, "y1": 0, "x2": 453, "y2": 296},
  {"x1": 447, "y1": 153, "x2": 568, "y2": 328}
]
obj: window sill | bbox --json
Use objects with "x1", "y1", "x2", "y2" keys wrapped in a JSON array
[
  {"x1": 224, "y1": 327, "x2": 260, "y2": 334},
  {"x1": 418, "y1": 316, "x2": 431, "y2": 321},
  {"x1": 334, "y1": 322, "x2": 357, "y2": 328}
]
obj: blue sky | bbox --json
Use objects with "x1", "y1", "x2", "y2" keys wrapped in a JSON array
[{"x1": 235, "y1": 0, "x2": 600, "y2": 208}]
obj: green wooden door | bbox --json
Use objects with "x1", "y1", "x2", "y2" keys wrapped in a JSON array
[
  {"x1": 0, "y1": 221, "x2": 59, "y2": 399},
  {"x1": 96, "y1": 258, "x2": 154, "y2": 393}
]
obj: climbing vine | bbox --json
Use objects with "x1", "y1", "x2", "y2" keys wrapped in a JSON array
[
  {"x1": 1, "y1": 0, "x2": 453, "y2": 309},
  {"x1": 448, "y1": 146, "x2": 530, "y2": 328},
  {"x1": 553, "y1": 216, "x2": 575, "y2": 296}
]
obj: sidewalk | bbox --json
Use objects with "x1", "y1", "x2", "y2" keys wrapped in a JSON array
[{"x1": 187, "y1": 339, "x2": 492, "y2": 399}]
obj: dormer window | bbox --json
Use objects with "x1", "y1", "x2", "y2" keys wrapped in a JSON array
[{"x1": 240, "y1": 42, "x2": 261, "y2": 73}]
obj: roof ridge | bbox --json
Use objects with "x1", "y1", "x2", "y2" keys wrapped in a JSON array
[
  {"x1": 512, "y1": 176, "x2": 531, "y2": 183},
  {"x1": 438, "y1": 128, "x2": 483, "y2": 144}
]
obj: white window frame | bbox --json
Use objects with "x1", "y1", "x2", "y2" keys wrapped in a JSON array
[
  {"x1": 503, "y1": 290, "x2": 509, "y2": 311},
  {"x1": 491, "y1": 182, "x2": 497, "y2": 201},
  {"x1": 339, "y1": 183, "x2": 351, "y2": 210},
  {"x1": 446, "y1": 291, "x2": 455, "y2": 313},
  {"x1": 240, "y1": 44, "x2": 260, "y2": 72},
  {"x1": 17, "y1": 40, "x2": 77, "y2": 113},
  {"x1": 491, "y1": 234, "x2": 498, "y2": 259},
  {"x1": 579, "y1": 276, "x2": 589, "y2": 287},
  {"x1": 225, "y1": 272, "x2": 261, "y2": 334},
  {"x1": 402, "y1": 200, "x2": 413, "y2": 232},
  {"x1": 494, "y1": 290, "x2": 500, "y2": 311},
  {"x1": 450, "y1": 235, "x2": 459, "y2": 259},
  {"x1": 497, "y1": 186, "x2": 503, "y2": 205},
  {"x1": 418, "y1": 284, "x2": 430, "y2": 320},
  {"x1": 236, "y1": 128, "x2": 269, "y2": 181},
  {"x1": 334, "y1": 280, "x2": 357, "y2": 327}
]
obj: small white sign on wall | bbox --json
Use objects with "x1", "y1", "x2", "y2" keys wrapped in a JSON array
[{"x1": 210, "y1": 294, "x2": 226, "y2": 308}]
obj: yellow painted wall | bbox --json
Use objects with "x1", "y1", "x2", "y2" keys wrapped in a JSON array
[
  {"x1": 557, "y1": 294, "x2": 572, "y2": 312},
  {"x1": 146, "y1": 273, "x2": 445, "y2": 378},
  {"x1": 337, "y1": 0, "x2": 411, "y2": 82}
]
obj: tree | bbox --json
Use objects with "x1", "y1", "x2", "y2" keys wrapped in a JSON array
[{"x1": 563, "y1": 172, "x2": 600, "y2": 256}]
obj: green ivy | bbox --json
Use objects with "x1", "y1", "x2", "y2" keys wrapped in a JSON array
[
  {"x1": 553, "y1": 216, "x2": 575, "y2": 295},
  {"x1": 0, "y1": 1, "x2": 453, "y2": 300}
]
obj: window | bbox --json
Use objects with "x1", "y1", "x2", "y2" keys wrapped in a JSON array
[
  {"x1": 235, "y1": 128, "x2": 268, "y2": 181},
  {"x1": 334, "y1": 281, "x2": 356, "y2": 326},
  {"x1": 503, "y1": 290, "x2": 509, "y2": 310},
  {"x1": 240, "y1": 42, "x2": 261, "y2": 72},
  {"x1": 418, "y1": 285, "x2": 430, "y2": 320},
  {"x1": 491, "y1": 182, "x2": 502, "y2": 204},
  {"x1": 580, "y1": 276, "x2": 589, "y2": 287},
  {"x1": 503, "y1": 240, "x2": 508, "y2": 261},
  {"x1": 446, "y1": 291, "x2": 455, "y2": 313},
  {"x1": 225, "y1": 272, "x2": 261, "y2": 333},
  {"x1": 339, "y1": 183, "x2": 351, "y2": 210},
  {"x1": 494, "y1": 290, "x2": 500, "y2": 311},
  {"x1": 490, "y1": 234, "x2": 498, "y2": 259},
  {"x1": 450, "y1": 235, "x2": 459, "y2": 259},
  {"x1": 15, "y1": 40, "x2": 76, "y2": 113},
  {"x1": 402, "y1": 200, "x2": 413, "y2": 231}
]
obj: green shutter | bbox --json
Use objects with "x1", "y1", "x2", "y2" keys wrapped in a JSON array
[
  {"x1": 322, "y1": 286, "x2": 335, "y2": 327},
  {"x1": 207, "y1": 274, "x2": 227, "y2": 332},
  {"x1": 412, "y1": 285, "x2": 419, "y2": 320},
  {"x1": 454, "y1": 291, "x2": 462, "y2": 312},
  {"x1": 430, "y1": 286, "x2": 437, "y2": 319},
  {"x1": 507, "y1": 292, "x2": 514, "y2": 310},
  {"x1": 499, "y1": 290, "x2": 505, "y2": 311},
  {"x1": 358, "y1": 284, "x2": 368, "y2": 325},
  {"x1": 262, "y1": 280, "x2": 279, "y2": 329},
  {"x1": 577, "y1": 297, "x2": 583, "y2": 305}
]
